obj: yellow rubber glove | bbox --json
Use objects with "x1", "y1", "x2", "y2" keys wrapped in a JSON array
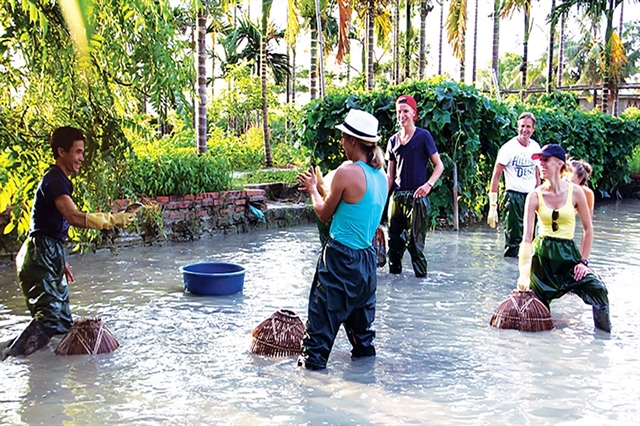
[
  {"x1": 487, "y1": 192, "x2": 499, "y2": 228},
  {"x1": 516, "y1": 242, "x2": 533, "y2": 291},
  {"x1": 86, "y1": 212, "x2": 136, "y2": 230}
]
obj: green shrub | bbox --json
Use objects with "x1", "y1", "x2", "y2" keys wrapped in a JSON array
[
  {"x1": 629, "y1": 145, "x2": 640, "y2": 175},
  {"x1": 125, "y1": 131, "x2": 233, "y2": 197},
  {"x1": 235, "y1": 168, "x2": 303, "y2": 185}
]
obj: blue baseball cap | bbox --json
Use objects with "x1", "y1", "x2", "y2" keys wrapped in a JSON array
[{"x1": 531, "y1": 144, "x2": 566, "y2": 163}]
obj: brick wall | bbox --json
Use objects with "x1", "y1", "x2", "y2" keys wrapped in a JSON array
[{"x1": 0, "y1": 189, "x2": 315, "y2": 262}]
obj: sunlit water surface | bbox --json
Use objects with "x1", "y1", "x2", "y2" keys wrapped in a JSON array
[{"x1": 1, "y1": 200, "x2": 639, "y2": 425}]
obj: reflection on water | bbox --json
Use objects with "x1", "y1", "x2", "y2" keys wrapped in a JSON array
[{"x1": 1, "y1": 200, "x2": 639, "y2": 425}]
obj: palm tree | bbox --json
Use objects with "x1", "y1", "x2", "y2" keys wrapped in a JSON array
[
  {"x1": 438, "y1": 0, "x2": 444, "y2": 75},
  {"x1": 261, "y1": 0, "x2": 273, "y2": 166},
  {"x1": 284, "y1": 0, "x2": 300, "y2": 103},
  {"x1": 196, "y1": 7, "x2": 207, "y2": 155},
  {"x1": 470, "y1": 0, "x2": 478, "y2": 84},
  {"x1": 547, "y1": 0, "x2": 556, "y2": 92},
  {"x1": 393, "y1": 0, "x2": 400, "y2": 83},
  {"x1": 491, "y1": 0, "x2": 500, "y2": 85},
  {"x1": 300, "y1": 0, "x2": 327, "y2": 99},
  {"x1": 446, "y1": 0, "x2": 468, "y2": 82},
  {"x1": 500, "y1": 0, "x2": 533, "y2": 100},
  {"x1": 557, "y1": 0, "x2": 565, "y2": 86},
  {"x1": 220, "y1": 18, "x2": 290, "y2": 84},
  {"x1": 419, "y1": 1, "x2": 435, "y2": 80},
  {"x1": 336, "y1": 0, "x2": 392, "y2": 90},
  {"x1": 551, "y1": 0, "x2": 631, "y2": 114}
]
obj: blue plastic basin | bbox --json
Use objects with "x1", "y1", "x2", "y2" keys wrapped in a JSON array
[{"x1": 180, "y1": 262, "x2": 245, "y2": 296}]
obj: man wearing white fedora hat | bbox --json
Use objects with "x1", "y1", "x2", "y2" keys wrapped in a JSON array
[{"x1": 296, "y1": 108, "x2": 387, "y2": 370}]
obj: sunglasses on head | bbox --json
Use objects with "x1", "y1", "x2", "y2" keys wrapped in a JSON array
[{"x1": 552, "y1": 210, "x2": 559, "y2": 232}]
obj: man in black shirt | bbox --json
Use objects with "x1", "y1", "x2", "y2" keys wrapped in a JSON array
[{"x1": 3, "y1": 126, "x2": 136, "y2": 359}]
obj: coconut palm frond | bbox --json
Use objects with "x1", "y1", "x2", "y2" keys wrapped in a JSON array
[
  {"x1": 336, "y1": 0, "x2": 352, "y2": 63},
  {"x1": 374, "y1": 7, "x2": 392, "y2": 48},
  {"x1": 285, "y1": 0, "x2": 301, "y2": 45},
  {"x1": 446, "y1": 0, "x2": 467, "y2": 60},
  {"x1": 605, "y1": 30, "x2": 628, "y2": 92}
]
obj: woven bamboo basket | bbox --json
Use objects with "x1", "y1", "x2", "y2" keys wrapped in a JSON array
[
  {"x1": 373, "y1": 225, "x2": 387, "y2": 268},
  {"x1": 250, "y1": 309, "x2": 305, "y2": 357},
  {"x1": 490, "y1": 290, "x2": 554, "y2": 332},
  {"x1": 55, "y1": 318, "x2": 120, "y2": 356}
]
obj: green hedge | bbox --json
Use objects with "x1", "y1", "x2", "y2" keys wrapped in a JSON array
[{"x1": 297, "y1": 78, "x2": 640, "y2": 227}]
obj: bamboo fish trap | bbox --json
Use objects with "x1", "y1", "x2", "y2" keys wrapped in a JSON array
[
  {"x1": 490, "y1": 290, "x2": 554, "y2": 332},
  {"x1": 250, "y1": 309, "x2": 305, "y2": 357},
  {"x1": 55, "y1": 318, "x2": 120, "y2": 356}
]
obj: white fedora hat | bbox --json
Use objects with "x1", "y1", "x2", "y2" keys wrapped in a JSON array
[{"x1": 335, "y1": 109, "x2": 381, "y2": 144}]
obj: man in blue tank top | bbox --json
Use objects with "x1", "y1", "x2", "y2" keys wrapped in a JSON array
[
  {"x1": 3, "y1": 126, "x2": 138, "y2": 359},
  {"x1": 386, "y1": 95, "x2": 444, "y2": 277},
  {"x1": 296, "y1": 109, "x2": 387, "y2": 370}
]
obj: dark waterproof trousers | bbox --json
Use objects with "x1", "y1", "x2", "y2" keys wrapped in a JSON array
[
  {"x1": 17, "y1": 235, "x2": 73, "y2": 336},
  {"x1": 301, "y1": 239, "x2": 377, "y2": 370},
  {"x1": 387, "y1": 191, "x2": 429, "y2": 277},
  {"x1": 530, "y1": 236, "x2": 609, "y2": 309},
  {"x1": 502, "y1": 190, "x2": 527, "y2": 257},
  {"x1": 315, "y1": 214, "x2": 331, "y2": 246}
]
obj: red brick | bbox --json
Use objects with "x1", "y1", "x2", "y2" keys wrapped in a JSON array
[
  {"x1": 202, "y1": 199, "x2": 214, "y2": 207},
  {"x1": 156, "y1": 196, "x2": 170, "y2": 203},
  {"x1": 183, "y1": 195, "x2": 195, "y2": 201},
  {"x1": 235, "y1": 199, "x2": 246, "y2": 205},
  {"x1": 245, "y1": 189, "x2": 265, "y2": 197},
  {"x1": 235, "y1": 206, "x2": 245, "y2": 212},
  {"x1": 166, "y1": 212, "x2": 185, "y2": 220}
]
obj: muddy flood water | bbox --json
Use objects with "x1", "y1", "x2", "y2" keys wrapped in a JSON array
[{"x1": 1, "y1": 200, "x2": 639, "y2": 426}]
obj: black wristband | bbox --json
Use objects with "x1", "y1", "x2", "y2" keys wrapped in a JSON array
[{"x1": 580, "y1": 259, "x2": 589, "y2": 266}]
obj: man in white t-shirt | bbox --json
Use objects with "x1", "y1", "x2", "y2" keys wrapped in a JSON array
[{"x1": 487, "y1": 112, "x2": 541, "y2": 257}]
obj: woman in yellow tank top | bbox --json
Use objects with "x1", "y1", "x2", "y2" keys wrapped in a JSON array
[{"x1": 516, "y1": 144, "x2": 610, "y2": 332}]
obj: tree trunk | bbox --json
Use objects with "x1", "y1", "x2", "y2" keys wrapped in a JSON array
[
  {"x1": 404, "y1": 0, "x2": 412, "y2": 81},
  {"x1": 601, "y1": 6, "x2": 615, "y2": 115},
  {"x1": 471, "y1": 0, "x2": 478, "y2": 85},
  {"x1": 314, "y1": 0, "x2": 326, "y2": 98},
  {"x1": 438, "y1": 1, "x2": 444, "y2": 75},
  {"x1": 210, "y1": 31, "x2": 216, "y2": 100},
  {"x1": 196, "y1": 11, "x2": 207, "y2": 155},
  {"x1": 367, "y1": 0, "x2": 375, "y2": 90},
  {"x1": 310, "y1": 22, "x2": 318, "y2": 99},
  {"x1": 393, "y1": 0, "x2": 400, "y2": 84},
  {"x1": 521, "y1": 12, "x2": 530, "y2": 101},
  {"x1": 547, "y1": 0, "x2": 556, "y2": 93},
  {"x1": 261, "y1": 32, "x2": 272, "y2": 167},
  {"x1": 614, "y1": 0, "x2": 624, "y2": 116},
  {"x1": 557, "y1": 4, "x2": 565, "y2": 87},
  {"x1": 291, "y1": 45, "x2": 297, "y2": 105},
  {"x1": 459, "y1": 0, "x2": 467, "y2": 83},
  {"x1": 453, "y1": 161, "x2": 459, "y2": 231},
  {"x1": 419, "y1": 1, "x2": 432, "y2": 80},
  {"x1": 491, "y1": 0, "x2": 499, "y2": 80}
]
